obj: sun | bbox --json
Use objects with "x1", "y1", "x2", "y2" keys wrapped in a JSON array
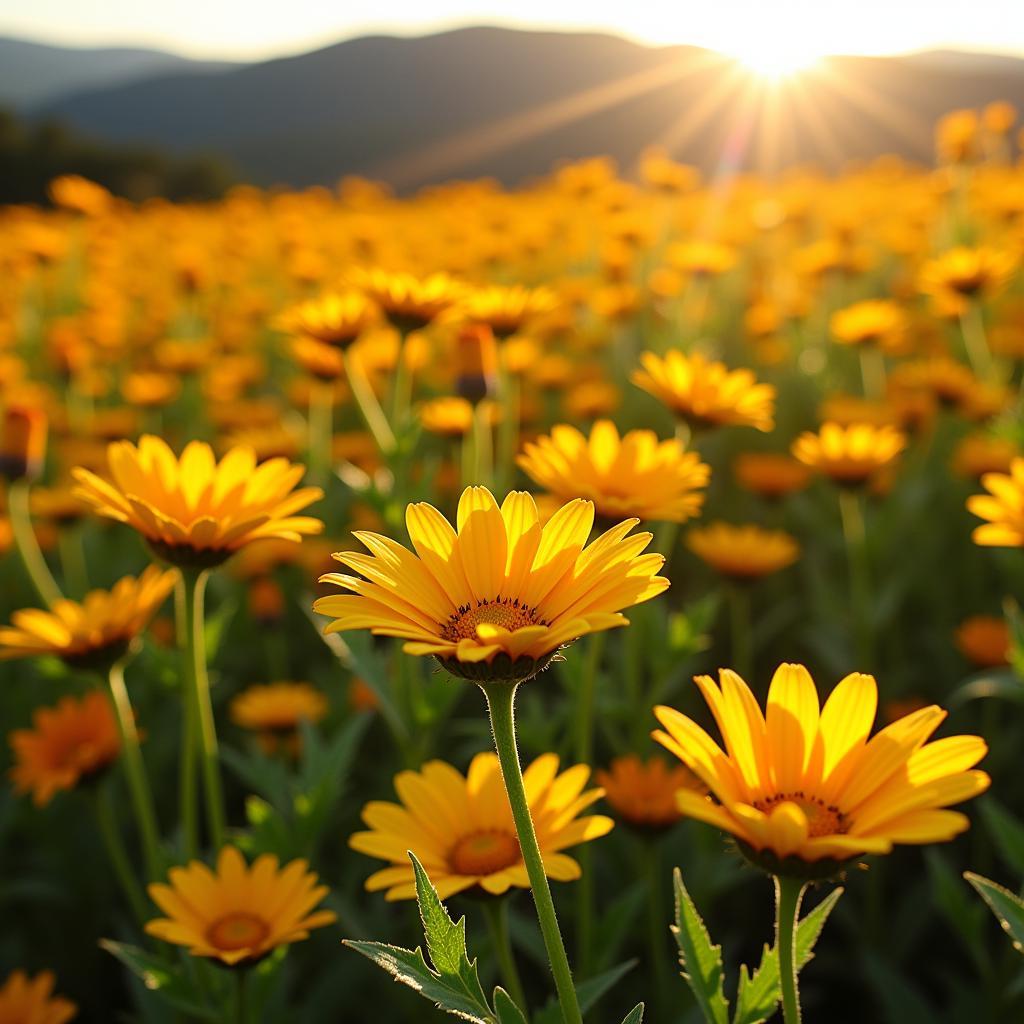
[{"x1": 721, "y1": 42, "x2": 822, "y2": 80}]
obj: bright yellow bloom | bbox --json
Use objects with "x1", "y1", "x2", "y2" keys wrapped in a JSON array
[
  {"x1": 230, "y1": 681, "x2": 329, "y2": 733},
  {"x1": 348, "y1": 267, "x2": 465, "y2": 332},
  {"x1": 276, "y1": 290, "x2": 379, "y2": 348},
  {"x1": 633, "y1": 350, "x2": 775, "y2": 432},
  {"x1": 0, "y1": 969, "x2": 76, "y2": 1024},
  {"x1": 968, "y1": 458, "x2": 1024, "y2": 546},
  {"x1": 145, "y1": 846, "x2": 336, "y2": 966},
  {"x1": 72, "y1": 437, "x2": 323, "y2": 568},
  {"x1": 0, "y1": 566, "x2": 177, "y2": 669},
  {"x1": 792, "y1": 422, "x2": 906, "y2": 485},
  {"x1": 951, "y1": 434, "x2": 1019, "y2": 480},
  {"x1": 733, "y1": 453, "x2": 811, "y2": 499},
  {"x1": 313, "y1": 486, "x2": 668, "y2": 682},
  {"x1": 456, "y1": 283, "x2": 558, "y2": 337},
  {"x1": 666, "y1": 240, "x2": 737, "y2": 277},
  {"x1": 9, "y1": 691, "x2": 120, "y2": 807},
  {"x1": 955, "y1": 615, "x2": 1010, "y2": 668},
  {"x1": 350, "y1": 751, "x2": 612, "y2": 900},
  {"x1": 49, "y1": 173, "x2": 112, "y2": 216},
  {"x1": 418, "y1": 396, "x2": 499, "y2": 438},
  {"x1": 654, "y1": 664, "x2": 989, "y2": 871},
  {"x1": 686, "y1": 522, "x2": 799, "y2": 579},
  {"x1": 919, "y1": 247, "x2": 1016, "y2": 308},
  {"x1": 596, "y1": 754, "x2": 705, "y2": 831},
  {"x1": 830, "y1": 300, "x2": 907, "y2": 350},
  {"x1": 517, "y1": 420, "x2": 709, "y2": 524}
]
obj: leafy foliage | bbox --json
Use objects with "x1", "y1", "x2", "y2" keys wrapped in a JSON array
[{"x1": 965, "y1": 872, "x2": 1024, "y2": 955}]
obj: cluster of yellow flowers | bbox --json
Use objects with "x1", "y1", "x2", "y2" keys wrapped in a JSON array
[{"x1": 0, "y1": 101, "x2": 1022, "y2": 1019}]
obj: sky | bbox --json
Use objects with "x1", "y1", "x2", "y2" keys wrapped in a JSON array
[{"x1": 0, "y1": 0, "x2": 1022, "y2": 63}]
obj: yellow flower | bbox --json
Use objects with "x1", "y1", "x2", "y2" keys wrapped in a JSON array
[
  {"x1": 830, "y1": 300, "x2": 907, "y2": 350},
  {"x1": 596, "y1": 754, "x2": 705, "y2": 831},
  {"x1": 230, "y1": 682, "x2": 329, "y2": 753},
  {"x1": 276, "y1": 290, "x2": 379, "y2": 348},
  {"x1": 686, "y1": 522, "x2": 799, "y2": 580},
  {"x1": 419, "y1": 397, "x2": 499, "y2": 438},
  {"x1": 9, "y1": 691, "x2": 120, "y2": 807},
  {"x1": 951, "y1": 434, "x2": 1019, "y2": 480},
  {"x1": 955, "y1": 615, "x2": 1010, "y2": 668},
  {"x1": 49, "y1": 173, "x2": 111, "y2": 217},
  {"x1": 348, "y1": 267, "x2": 465, "y2": 332},
  {"x1": 313, "y1": 485, "x2": 668, "y2": 682},
  {"x1": 350, "y1": 751, "x2": 612, "y2": 900},
  {"x1": 517, "y1": 420, "x2": 709, "y2": 524},
  {"x1": 0, "y1": 969, "x2": 76, "y2": 1024},
  {"x1": 733, "y1": 453, "x2": 811, "y2": 500},
  {"x1": 145, "y1": 846, "x2": 336, "y2": 966},
  {"x1": 919, "y1": 247, "x2": 1015, "y2": 308},
  {"x1": 72, "y1": 437, "x2": 323, "y2": 568},
  {"x1": 666, "y1": 240, "x2": 737, "y2": 277},
  {"x1": 633, "y1": 350, "x2": 775, "y2": 432},
  {"x1": 792, "y1": 422, "x2": 906, "y2": 486},
  {"x1": 456, "y1": 283, "x2": 558, "y2": 338},
  {"x1": 968, "y1": 458, "x2": 1024, "y2": 546},
  {"x1": 0, "y1": 566, "x2": 177, "y2": 669},
  {"x1": 654, "y1": 664, "x2": 989, "y2": 872}
]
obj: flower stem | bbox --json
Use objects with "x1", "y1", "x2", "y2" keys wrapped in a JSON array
[
  {"x1": 176, "y1": 574, "x2": 199, "y2": 857},
  {"x1": 472, "y1": 401, "x2": 494, "y2": 489},
  {"x1": 859, "y1": 344, "x2": 887, "y2": 401},
  {"x1": 483, "y1": 898, "x2": 528, "y2": 1014},
  {"x1": 8, "y1": 480, "x2": 62, "y2": 608},
  {"x1": 235, "y1": 968, "x2": 249, "y2": 1024},
  {"x1": 344, "y1": 352, "x2": 396, "y2": 454},
  {"x1": 107, "y1": 660, "x2": 162, "y2": 880},
  {"x1": 307, "y1": 380, "x2": 334, "y2": 486},
  {"x1": 496, "y1": 363, "x2": 520, "y2": 492},
  {"x1": 92, "y1": 786, "x2": 149, "y2": 924},
  {"x1": 960, "y1": 301, "x2": 994, "y2": 383},
  {"x1": 181, "y1": 569, "x2": 226, "y2": 850},
  {"x1": 480, "y1": 682, "x2": 582, "y2": 1024},
  {"x1": 838, "y1": 487, "x2": 873, "y2": 669},
  {"x1": 774, "y1": 875, "x2": 807, "y2": 1024}
]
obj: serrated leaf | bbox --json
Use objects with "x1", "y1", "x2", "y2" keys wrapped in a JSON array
[
  {"x1": 732, "y1": 887, "x2": 843, "y2": 1024},
  {"x1": 620, "y1": 1005, "x2": 644, "y2": 1024},
  {"x1": 343, "y1": 853, "x2": 496, "y2": 1022},
  {"x1": 980, "y1": 799, "x2": 1024, "y2": 878},
  {"x1": 101, "y1": 941, "x2": 219, "y2": 1020},
  {"x1": 493, "y1": 988, "x2": 528, "y2": 1024},
  {"x1": 672, "y1": 869, "x2": 729, "y2": 1024},
  {"x1": 965, "y1": 872, "x2": 1024, "y2": 954}
]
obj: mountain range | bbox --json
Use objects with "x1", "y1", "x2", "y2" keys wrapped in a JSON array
[{"x1": 6, "y1": 28, "x2": 1024, "y2": 190}]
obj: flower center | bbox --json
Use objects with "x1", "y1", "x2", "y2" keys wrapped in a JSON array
[
  {"x1": 755, "y1": 792, "x2": 848, "y2": 838},
  {"x1": 206, "y1": 912, "x2": 270, "y2": 951},
  {"x1": 441, "y1": 598, "x2": 544, "y2": 642},
  {"x1": 449, "y1": 830, "x2": 521, "y2": 876}
]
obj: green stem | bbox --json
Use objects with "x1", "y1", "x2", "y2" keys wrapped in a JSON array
[
  {"x1": 93, "y1": 786, "x2": 149, "y2": 923},
  {"x1": 483, "y1": 899, "x2": 528, "y2": 1014},
  {"x1": 960, "y1": 301, "x2": 994, "y2": 383},
  {"x1": 182, "y1": 569, "x2": 226, "y2": 850},
  {"x1": 235, "y1": 968, "x2": 249, "y2": 1024},
  {"x1": 859, "y1": 344, "x2": 887, "y2": 401},
  {"x1": 774, "y1": 875, "x2": 807, "y2": 1024},
  {"x1": 728, "y1": 582, "x2": 754, "y2": 681},
  {"x1": 838, "y1": 488, "x2": 873, "y2": 669},
  {"x1": 107, "y1": 660, "x2": 162, "y2": 880},
  {"x1": 496, "y1": 364, "x2": 520, "y2": 492},
  {"x1": 481, "y1": 682, "x2": 582, "y2": 1024},
  {"x1": 307, "y1": 380, "x2": 334, "y2": 486},
  {"x1": 390, "y1": 331, "x2": 414, "y2": 429},
  {"x1": 8, "y1": 480, "x2": 62, "y2": 607},
  {"x1": 472, "y1": 401, "x2": 494, "y2": 489},
  {"x1": 176, "y1": 574, "x2": 199, "y2": 857},
  {"x1": 344, "y1": 352, "x2": 396, "y2": 454},
  {"x1": 58, "y1": 525, "x2": 89, "y2": 599}
]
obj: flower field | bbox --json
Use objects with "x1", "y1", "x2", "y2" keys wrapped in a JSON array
[{"x1": 3, "y1": 105, "x2": 1024, "y2": 1022}]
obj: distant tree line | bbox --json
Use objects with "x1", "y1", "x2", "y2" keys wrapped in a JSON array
[{"x1": 0, "y1": 107, "x2": 235, "y2": 205}]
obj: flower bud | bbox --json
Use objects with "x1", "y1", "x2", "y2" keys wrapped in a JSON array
[
  {"x1": 454, "y1": 324, "x2": 498, "y2": 404},
  {"x1": 0, "y1": 406, "x2": 47, "y2": 481}
]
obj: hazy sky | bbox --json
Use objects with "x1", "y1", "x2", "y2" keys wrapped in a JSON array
[{"x1": 1, "y1": 0, "x2": 1022, "y2": 62}]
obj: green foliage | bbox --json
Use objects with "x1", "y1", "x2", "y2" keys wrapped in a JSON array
[
  {"x1": 345, "y1": 852, "x2": 521, "y2": 1023},
  {"x1": 620, "y1": 1005, "x2": 644, "y2": 1024},
  {"x1": 673, "y1": 869, "x2": 843, "y2": 1024},
  {"x1": 965, "y1": 872, "x2": 1024, "y2": 955},
  {"x1": 981, "y1": 798, "x2": 1024, "y2": 877},
  {"x1": 534, "y1": 960, "x2": 637, "y2": 1024},
  {"x1": 100, "y1": 941, "x2": 220, "y2": 1021}
]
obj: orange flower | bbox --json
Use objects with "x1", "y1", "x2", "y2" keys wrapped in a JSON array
[
  {"x1": 955, "y1": 616, "x2": 1010, "y2": 668},
  {"x1": 0, "y1": 969, "x2": 76, "y2": 1023},
  {"x1": 597, "y1": 755, "x2": 705, "y2": 831}
]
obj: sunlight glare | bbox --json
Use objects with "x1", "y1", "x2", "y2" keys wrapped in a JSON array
[{"x1": 721, "y1": 40, "x2": 822, "y2": 80}]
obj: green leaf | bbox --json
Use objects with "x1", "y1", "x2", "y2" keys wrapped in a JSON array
[
  {"x1": 492, "y1": 988, "x2": 528, "y2": 1024},
  {"x1": 343, "y1": 852, "x2": 496, "y2": 1022},
  {"x1": 926, "y1": 850, "x2": 986, "y2": 975},
  {"x1": 672, "y1": 868, "x2": 729, "y2": 1024},
  {"x1": 965, "y1": 872, "x2": 1024, "y2": 954},
  {"x1": 621, "y1": 1005, "x2": 644, "y2": 1024},
  {"x1": 100, "y1": 941, "x2": 219, "y2": 1020},
  {"x1": 980, "y1": 798, "x2": 1024, "y2": 877},
  {"x1": 948, "y1": 669, "x2": 1024, "y2": 709},
  {"x1": 732, "y1": 887, "x2": 843, "y2": 1024}
]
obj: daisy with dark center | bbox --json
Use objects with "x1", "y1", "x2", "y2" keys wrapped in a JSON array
[
  {"x1": 145, "y1": 846, "x2": 336, "y2": 967},
  {"x1": 597, "y1": 754, "x2": 705, "y2": 833},
  {"x1": 316, "y1": 483, "x2": 667, "y2": 1024},
  {"x1": 230, "y1": 681, "x2": 329, "y2": 756}
]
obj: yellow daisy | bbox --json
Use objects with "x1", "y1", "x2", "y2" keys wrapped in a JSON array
[
  {"x1": 968, "y1": 458, "x2": 1024, "y2": 546},
  {"x1": 313, "y1": 486, "x2": 669, "y2": 682},
  {"x1": 276, "y1": 290, "x2": 379, "y2": 349},
  {"x1": 145, "y1": 846, "x2": 336, "y2": 966},
  {"x1": 72, "y1": 437, "x2": 323, "y2": 568},
  {"x1": 0, "y1": 566, "x2": 177, "y2": 669},
  {"x1": 350, "y1": 751, "x2": 612, "y2": 900},
  {"x1": 632, "y1": 350, "x2": 775, "y2": 432},
  {"x1": 792, "y1": 422, "x2": 906, "y2": 486},
  {"x1": 517, "y1": 419, "x2": 710, "y2": 524},
  {"x1": 596, "y1": 754, "x2": 705, "y2": 832},
  {"x1": 0, "y1": 969, "x2": 76, "y2": 1024},
  {"x1": 654, "y1": 664, "x2": 989, "y2": 873},
  {"x1": 686, "y1": 522, "x2": 800, "y2": 580}
]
